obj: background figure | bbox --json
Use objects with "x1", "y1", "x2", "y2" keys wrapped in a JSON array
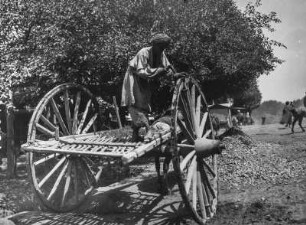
[
  {"x1": 232, "y1": 116, "x2": 238, "y2": 127},
  {"x1": 280, "y1": 101, "x2": 292, "y2": 127},
  {"x1": 261, "y1": 116, "x2": 266, "y2": 125},
  {"x1": 236, "y1": 110, "x2": 244, "y2": 126},
  {"x1": 303, "y1": 92, "x2": 306, "y2": 107}
]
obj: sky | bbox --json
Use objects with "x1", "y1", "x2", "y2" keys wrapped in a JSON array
[{"x1": 235, "y1": 0, "x2": 306, "y2": 102}]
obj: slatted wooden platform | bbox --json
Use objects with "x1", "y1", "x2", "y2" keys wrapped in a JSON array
[{"x1": 22, "y1": 130, "x2": 172, "y2": 165}]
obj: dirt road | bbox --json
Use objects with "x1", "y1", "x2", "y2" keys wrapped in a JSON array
[{"x1": 2, "y1": 123, "x2": 306, "y2": 225}]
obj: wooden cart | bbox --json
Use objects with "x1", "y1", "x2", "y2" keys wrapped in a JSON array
[{"x1": 21, "y1": 77, "x2": 223, "y2": 225}]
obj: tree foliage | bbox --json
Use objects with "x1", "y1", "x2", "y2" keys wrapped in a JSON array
[
  {"x1": 233, "y1": 81, "x2": 262, "y2": 112},
  {"x1": 0, "y1": 0, "x2": 284, "y2": 111}
]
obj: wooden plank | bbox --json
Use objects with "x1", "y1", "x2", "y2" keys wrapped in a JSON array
[
  {"x1": 50, "y1": 98, "x2": 69, "y2": 135},
  {"x1": 23, "y1": 145, "x2": 124, "y2": 158},
  {"x1": 76, "y1": 99, "x2": 91, "y2": 135},
  {"x1": 72, "y1": 91, "x2": 81, "y2": 134},
  {"x1": 59, "y1": 138, "x2": 140, "y2": 147}
]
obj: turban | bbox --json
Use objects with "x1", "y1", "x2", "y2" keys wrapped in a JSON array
[{"x1": 150, "y1": 33, "x2": 171, "y2": 45}]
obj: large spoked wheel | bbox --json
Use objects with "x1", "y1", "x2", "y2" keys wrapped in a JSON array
[
  {"x1": 171, "y1": 77, "x2": 219, "y2": 225},
  {"x1": 27, "y1": 83, "x2": 103, "y2": 212}
]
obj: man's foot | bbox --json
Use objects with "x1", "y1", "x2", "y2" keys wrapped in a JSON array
[
  {"x1": 131, "y1": 134, "x2": 143, "y2": 142},
  {"x1": 144, "y1": 130, "x2": 154, "y2": 142}
]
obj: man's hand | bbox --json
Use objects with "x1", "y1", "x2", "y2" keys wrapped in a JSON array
[
  {"x1": 155, "y1": 67, "x2": 168, "y2": 76},
  {"x1": 173, "y1": 72, "x2": 188, "y2": 79}
]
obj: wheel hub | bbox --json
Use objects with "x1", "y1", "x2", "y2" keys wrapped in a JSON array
[{"x1": 194, "y1": 138, "x2": 224, "y2": 156}]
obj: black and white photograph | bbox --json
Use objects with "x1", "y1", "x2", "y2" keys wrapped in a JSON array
[{"x1": 0, "y1": 0, "x2": 305, "y2": 224}]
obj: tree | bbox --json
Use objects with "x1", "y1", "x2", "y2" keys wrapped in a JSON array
[{"x1": 0, "y1": 0, "x2": 284, "y2": 112}]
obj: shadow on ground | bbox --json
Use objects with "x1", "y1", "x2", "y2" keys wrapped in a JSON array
[{"x1": 9, "y1": 175, "x2": 194, "y2": 225}]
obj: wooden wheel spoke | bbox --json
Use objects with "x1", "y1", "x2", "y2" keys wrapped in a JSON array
[
  {"x1": 77, "y1": 99, "x2": 92, "y2": 135},
  {"x1": 195, "y1": 95, "x2": 202, "y2": 136},
  {"x1": 180, "y1": 150, "x2": 196, "y2": 171},
  {"x1": 73, "y1": 160, "x2": 79, "y2": 202},
  {"x1": 45, "y1": 106, "x2": 51, "y2": 120},
  {"x1": 203, "y1": 160, "x2": 216, "y2": 178},
  {"x1": 61, "y1": 161, "x2": 72, "y2": 207},
  {"x1": 36, "y1": 123, "x2": 55, "y2": 137},
  {"x1": 40, "y1": 115, "x2": 57, "y2": 132},
  {"x1": 82, "y1": 157, "x2": 103, "y2": 183},
  {"x1": 72, "y1": 91, "x2": 81, "y2": 134},
  {"x1": 64, "y1": 90, "x2": 72, "y2": 133},
  {"x1": 199, "y1": 160, "x2": 216, "y2": 199},
  {"x1": 201, "y1": 181, "x2": 211, "y2": 216},
  {"x1": 80, "y1": 158, "x2": 95, "y2": 186},
  {"x1": 177, "y1": 118, "x2": 195, "y2": 144},
  {"x1": 38, "y1": 157, "x2": 66, "y2": 188},
  {"x1": 50, "y1": 98, "x2": 69, "y2": 135},
  {"x1": 185, "y1": 156, "x2": 197, "y2": 195},
  {"x1": 197, "y1": 170, "x2": 207, "y2": 220},
  {"x1": 179, "y1": 92, "x2": 195, "y2": 138},
  {"x1": 192, "y1": 168, "x2": 197, "y2": 209},
  {"x1": 81, "y1": 113, "x2": 98, "y2": 134},
  {"x1": 203, "y1": 129, "x2": 211, "y2": 139},
  {"x1": 95, "y1": 166, "x2": 103, "y2": 183},
  {"x1": 47, "y1": 160, "x2": 69, "y2": 200},
  {"x1": 199, "y1": 112, "x2": 208, "y2": 138},
  {"x1": 190, "y1": 85, "x2": 196, "y2": 128},
  {"x1": 34, "y1": 154, "x2": 59, "y2": 166}
]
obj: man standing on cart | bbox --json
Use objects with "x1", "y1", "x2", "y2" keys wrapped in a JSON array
[{"x1": 121, "y1": 33, "x2": 178, "y2": 142}]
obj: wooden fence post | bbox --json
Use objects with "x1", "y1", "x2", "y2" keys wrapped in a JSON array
[
  {"x1": 6, "y1": 104, "x2": 16, "y2": 178},
  {"x1": 113, "y1": 96, "x2": 122, "y2": 129},
  {"x1": 0, "y1": 104, "x2": 7, "y2": 161}
]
